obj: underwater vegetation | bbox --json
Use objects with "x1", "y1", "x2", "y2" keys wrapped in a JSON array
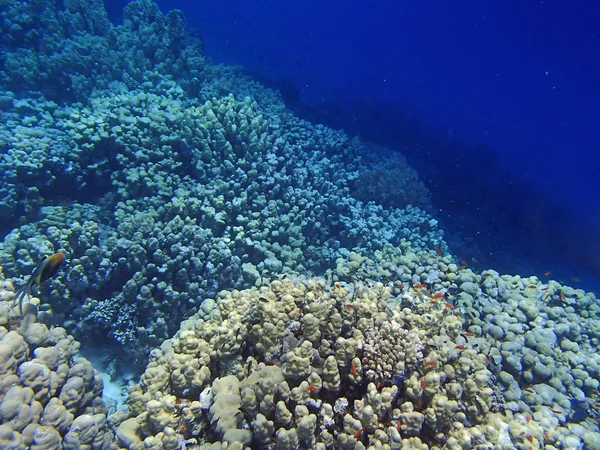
[{"x1": 0, "y1": 0, "x2": 598, "y2": 449}]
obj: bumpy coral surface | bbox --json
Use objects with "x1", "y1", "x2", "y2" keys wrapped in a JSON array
[
  {"x1": 0, "y1": 0, "x2": 440, "y2": 365},
  {"x1": 0, "y1": 280, "x2": 112, "y2": 449},
  {"x1": 1, "y1": 1, "x2": 599, "y2": 449},
  {"x1": 117, "y1": 277, "x2": 501, "y2": 449}
]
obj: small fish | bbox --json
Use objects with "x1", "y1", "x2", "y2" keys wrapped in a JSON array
[
  {"x1": 14, "y1": 252, "x2": 65, "y2": 316},
  {"x1": 571, "y1": 277, "x2": 580, "y2": 282},
  {"x1": 350, "y1": 361, "x2": 357, "y2": 376},
  {"x1": 431, "y1": 293, "x2": 445, "y2": 299},
  {"x1": 482, "y1": 273, "x2": 492, "y2": 278},
  {"x1": 420, "y1": 379, "x2": 427, "y2": 389},
  {"x1": 434, "y1": 246, "x2": 442, "y2": 256},
  {"x1": 413, "y1": 283, "x2": 427, "y2": 289},
  {"x1": 544, "y1": 271, "x2": 551, "y2": 276},
  {"x1": 424, "y1": 360, "x2": 437, "y2": 366},
  {"x1": 307, "y1": 385, "x2": 318, "y2": 392},
  {"x1": 353, "y1": 428, "x2": 363, "y2": 439}
]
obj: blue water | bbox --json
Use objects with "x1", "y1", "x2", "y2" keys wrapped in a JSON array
[{"x1": 114, "y1": 0, "x2": 600, "y2": 287}]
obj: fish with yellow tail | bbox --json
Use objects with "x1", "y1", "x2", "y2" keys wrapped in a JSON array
[{"x1": 14, "y1": 252, "x2": 65, "y2": 316}]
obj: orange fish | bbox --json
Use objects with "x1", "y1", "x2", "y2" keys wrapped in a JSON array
[
  {"x1": 307, "y1": 385, "x2": 318, "y2": 392},
  {"x1": 455, "y1": 345, "x2": 467, "y2": 350},
  {"x1": 571, "y1": 277, "x2": 580, "y2": 282},
  {"x1": 350, "y1": 361, "x2": 357, "y2": 376},
  {"x1": 353, "y1": 428, "x2": 363, "y2": 439},
  {"x1": 431, "y1": 293, "x2": 445, "y2": 299},
  {"x1": 544, "y1": 271, "x2": 551, "y2": 276},
  {"x1": 420, "y1": 379, "x2": 427, "y2": 389},
  {"x1": 424, "y1": 360, "x2": 436, "y2": 366},
  {"x1": 434, "y1": 246, "x2": 442, "y2": 256},
  {"x1": 413, "y1": 283, "x2": 427, "y2": 289}
]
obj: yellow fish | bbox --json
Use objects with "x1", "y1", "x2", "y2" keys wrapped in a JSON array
[{"x1": 14, "y1": 252, "x2": 65, "y2": 316}]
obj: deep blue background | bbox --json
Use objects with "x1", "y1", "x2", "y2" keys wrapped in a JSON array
[{"x1": 108, "y1": 1, "x2": 600, "y2": 282}]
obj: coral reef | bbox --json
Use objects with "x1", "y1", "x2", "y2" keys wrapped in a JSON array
[
  {"x1": 116, "y1": 278, "x2": 500, "y2": 448},
  {"x1": 0, "y1": 0, "x2": 203, "y2": 102},
  {"x1": 351, "y1": 143, "x2": 431, "y2": 211},
  {"x1": 0, "y1": 0, "x2": 439, "y2": 364},
  {"x1": 0, "y1": 0, "x2": 599, "y2": 448},
  {"x1": 0, "y1": 280, "x2": 112, "y2": 448}
]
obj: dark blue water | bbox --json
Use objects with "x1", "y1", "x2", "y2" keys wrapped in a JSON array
[{"x1": 109, "y1": 1, "x2": 600, "y2": 286}]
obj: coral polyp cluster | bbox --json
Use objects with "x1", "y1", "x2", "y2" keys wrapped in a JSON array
[{"x1": 116, "y1": 278, "x2": 497, "y2": 449}]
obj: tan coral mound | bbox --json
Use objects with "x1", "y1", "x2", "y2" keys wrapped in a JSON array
[
  {"x1": 0, "y1": 280, "x2": 112, "y2": 449},
  {"x1": 119, "y1": 278, "x2": 502, "y2": 449}
]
